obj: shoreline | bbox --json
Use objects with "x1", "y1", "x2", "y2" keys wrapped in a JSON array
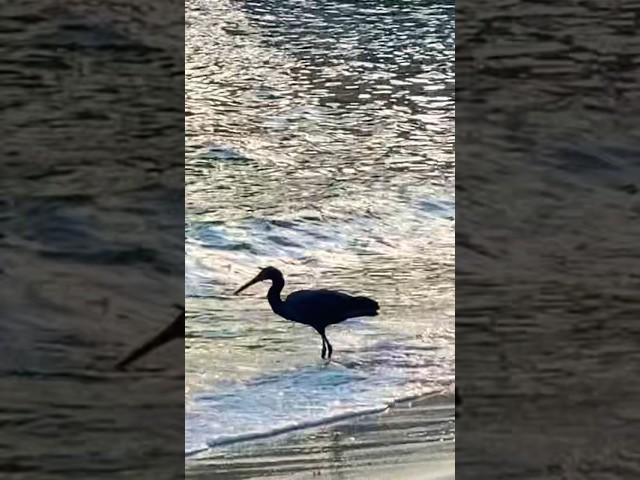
[{"x1": 187, "y1": 392, "x2": 454, "y2": 479}]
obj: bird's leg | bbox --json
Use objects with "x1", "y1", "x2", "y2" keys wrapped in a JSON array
[
  {"x1": 317, "y1": 328, "x2": 327, "y2": 359},
  {"x1": 321, "y1": 331, "x2": 333, "y2": 360}
]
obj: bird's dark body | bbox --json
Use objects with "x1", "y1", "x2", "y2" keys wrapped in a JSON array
[
  {"x1": 281, "y1": 290, "x2": 379, "y2": 327},
  {"x1": 235, "y1": 267, "x2": 379, "y2": 359}
]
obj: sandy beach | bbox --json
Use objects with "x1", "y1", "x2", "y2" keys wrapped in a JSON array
[{"x1": 186, "y1": 392, "x2": 454, "y2": 480}]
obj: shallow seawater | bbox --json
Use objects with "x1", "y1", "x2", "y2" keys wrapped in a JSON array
[{"x1": 186, "y1": 0, "x2": 455, "y2": 460}]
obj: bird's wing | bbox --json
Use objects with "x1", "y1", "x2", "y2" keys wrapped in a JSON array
[
  {"x1": 286, "y1": 289, "x2": 354, "y2": 306},
  {"x1": 284, "y1": 289, "x2": 372, "y2": 324}
]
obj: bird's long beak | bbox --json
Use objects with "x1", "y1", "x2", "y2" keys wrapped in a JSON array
[{"x1": 234, "y1": 272, "x2": 264, "y2": 295}]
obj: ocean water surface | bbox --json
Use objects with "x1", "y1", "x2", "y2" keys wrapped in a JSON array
[
  {"x1": 185, "y1": 0, "x2": 455, "y2": 461},
  {"x1": 1, "y1": 1, "x2": 183, "y2": 479},
  {"x1": 456, "y1": 1, "x2": 640, "y2": 479}
]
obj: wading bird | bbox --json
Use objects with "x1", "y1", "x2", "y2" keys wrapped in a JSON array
[
  {"x1": 115, "y1": 304, "x2": 184, "y2": 370},
  {"x1": 234, "y1": 267, "x2": 379, "y2": 360}
]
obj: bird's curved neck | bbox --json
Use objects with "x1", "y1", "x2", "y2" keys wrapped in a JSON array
[{"x1": 267, "y1": 277, "x2": 285, "y2": 313}]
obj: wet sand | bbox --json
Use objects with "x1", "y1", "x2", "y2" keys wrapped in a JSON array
[{"x1": 186, "y1": 392, "x2": 454, "y2": 480}]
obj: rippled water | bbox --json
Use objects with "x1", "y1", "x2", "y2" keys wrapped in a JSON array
[
  {"x1": 1, "y1": 2, "x2": 183, "y2": 478},
  {"x1": 186, "y1": 0, "x2": 455, "y2": 461},
  {"x1": 457, "y1": 2, "x2": 640, "y2": 479}
]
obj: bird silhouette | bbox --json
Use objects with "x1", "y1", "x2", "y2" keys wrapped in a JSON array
[
  {"x1": 115, "y1": 304, "x2": 184, "y2": 370},
  {"x1": 234, "y1": 266, "x2": 379, "y2": 360}
]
